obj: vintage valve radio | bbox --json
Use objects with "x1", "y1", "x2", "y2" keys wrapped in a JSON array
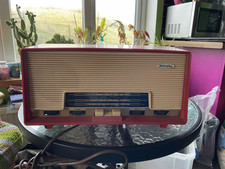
[{"x1": 21, "y1": 45, "x2": 191, "y2": 128}]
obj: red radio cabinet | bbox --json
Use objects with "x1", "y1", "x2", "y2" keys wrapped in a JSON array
[{"x1": 21, "y1": 45, "x2": 191, "y2": 128}]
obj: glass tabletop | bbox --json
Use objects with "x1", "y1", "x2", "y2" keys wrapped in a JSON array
[
  {"x1": 18, "y1": 100, "x2": 202, "y2": 163},
  {"x1": 24, "y1": 100, "x2": 199, "y2": 146}
]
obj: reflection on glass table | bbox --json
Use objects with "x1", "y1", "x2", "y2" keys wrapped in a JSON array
[{"x1": 18, "y1": 100, "x2": 202, "y2": 163}]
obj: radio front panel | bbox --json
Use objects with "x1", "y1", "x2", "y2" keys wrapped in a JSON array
[{"x1": 21, "y1": 45, "x2": 191, "y2": 128}]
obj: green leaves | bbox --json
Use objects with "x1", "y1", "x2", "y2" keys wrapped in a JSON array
[
  {"x1": 5, "y1": 21, "x2": 12, "y2": 27},
  {"x1": 100, "y1": 18, "x2": 106, "y2": 30},
  {"x1": 91, "y1": 18, "x2": 107, "y2": 44},
  {"x1": 46, "y1": 34, "x2": 74, "y2": 44},
  {"x1": 16, "y1": 4, "x2": 23, "y2": 20},
  {"x1": 74, "y1": 26, "x2": 88, "y2": 44},
  {"x1": 32, "y1": 34, "x2": 38, "y2": 45},
  {"x1": 77, "y1": 27, "x2": 81, "y2": 35},
  {"x1": 18, "y1": 31, "x2": 27, "y2": 39},
  {"x1": 21, "y1": 20, "x2": 26, "y2": 31},
  {"x1": 83, "y1": 28, "x2": 88, "y2": 40},
  {"x1": 13, "y1": 26, "x2": 19, "y2": 40},
  {"x1": 5, "y1": 4, "x2": 38, "y2": 54},
  {"x1": 16, "y1": 39, "x2": 24, "y2": 48},
  {"x1": 145, "y1": 36, "x2": 174, "y2": 47}
]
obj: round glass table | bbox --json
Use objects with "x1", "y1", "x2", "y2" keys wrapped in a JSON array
[{"x1": 18, "y1": 100, "x2": 202, "y2": 163}]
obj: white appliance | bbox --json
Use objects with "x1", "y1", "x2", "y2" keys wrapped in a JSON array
[{"x1": 165, "y1": 1, "x2": 225, "y2": 40}]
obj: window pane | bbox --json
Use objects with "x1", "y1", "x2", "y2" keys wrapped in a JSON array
[
  {"x1": 96, "y1": 0, "x2": 135, "y2": 45},
  {"x1": 10, "y1": 0, "x2": 82, "y2": 45}
]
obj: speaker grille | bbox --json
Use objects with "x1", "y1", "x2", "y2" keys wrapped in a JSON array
[{"x1": 25, "y1": 51, "x2": 186, "y2": 111}]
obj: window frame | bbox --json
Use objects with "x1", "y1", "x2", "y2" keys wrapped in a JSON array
[
  {"x1": 82, "y1": 0, "x2": 96, "y2": 42},
  {"x1": 0, "y1": 18, "x2": 6, "y2": 61},
  {"x1": 0, "y1": 0, "x2": 17, "y2": 62},
  {"x1": 1, "y1": 0, "x2": 161, "y2": 62}
]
